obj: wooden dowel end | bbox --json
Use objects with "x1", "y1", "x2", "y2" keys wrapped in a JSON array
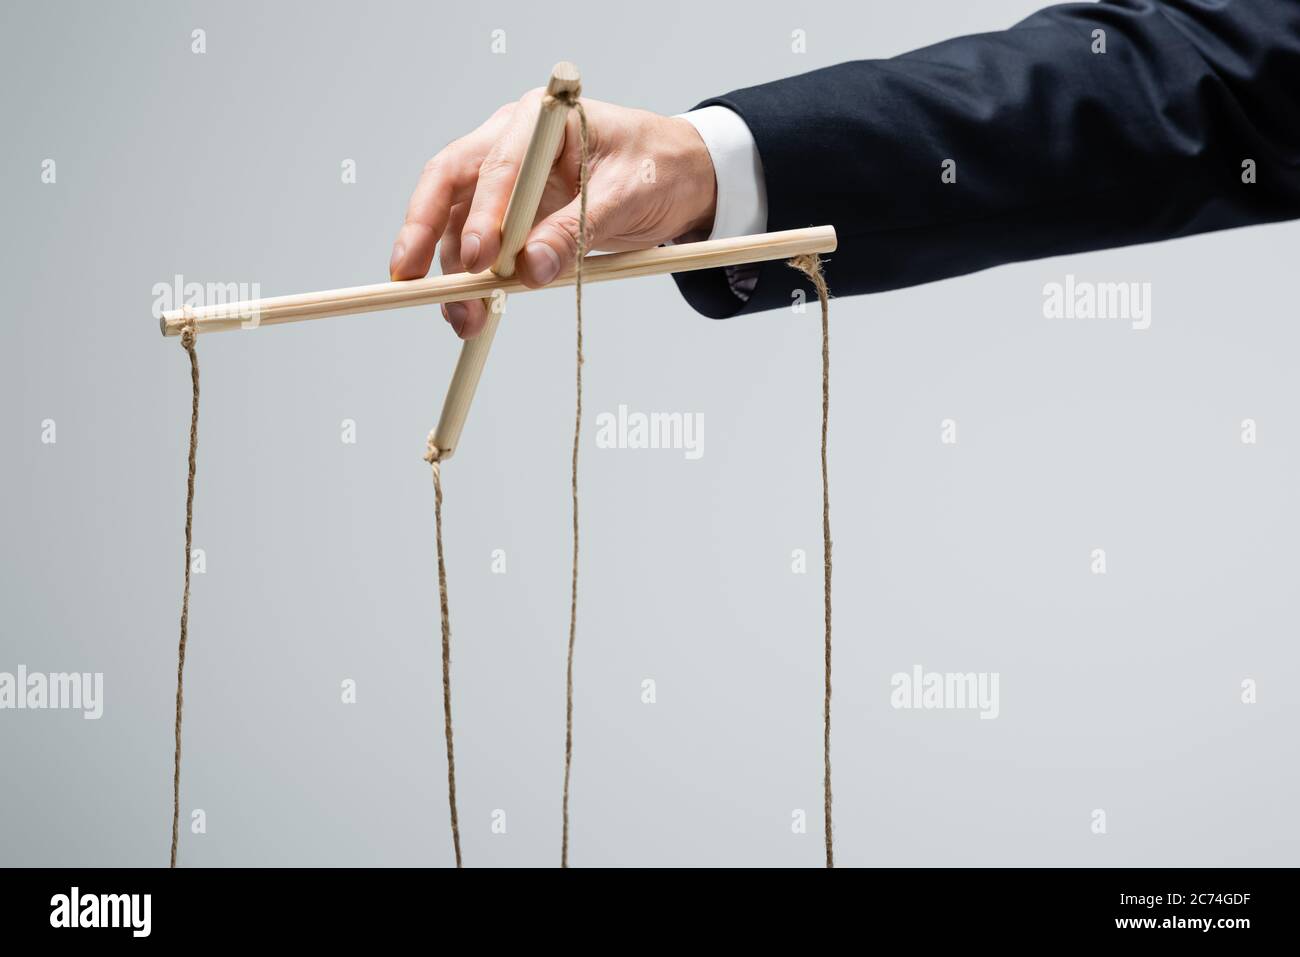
[{"x1": 546, "y1": 61, "x2": 581, "y2": 97}]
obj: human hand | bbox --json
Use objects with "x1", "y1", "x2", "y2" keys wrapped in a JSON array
[{"x1": 389, "y1": 91, "x2": 718, "y2": 338}]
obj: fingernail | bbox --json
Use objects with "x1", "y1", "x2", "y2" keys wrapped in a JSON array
[
  {"x1": 525, "y1": 243, "x2": 561, "y2": 284},
  {"x1": 389, "y1": 242, "x2": 405, "y2": 277},
  {"x1": 446, "y1": 302, "x2": 468, "y2": 325},
  {"x1": 461, "y1": 234, "x2": 480, "y2": 270}
]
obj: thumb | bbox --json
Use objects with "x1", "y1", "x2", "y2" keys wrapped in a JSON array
[{"x1": 515, "y1": 190, "x2": 613, "y2": 288}]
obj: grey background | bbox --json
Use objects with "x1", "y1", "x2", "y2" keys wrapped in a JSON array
[{"x1": 2, "y1": 0, "x2": 1296, "y2": 868}]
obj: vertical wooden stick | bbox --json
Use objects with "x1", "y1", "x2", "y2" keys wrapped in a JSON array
[{"x1": 431, "y1": 61, "x2": 581, "y2": 461}]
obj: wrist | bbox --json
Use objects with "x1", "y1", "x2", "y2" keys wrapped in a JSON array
[{"x1": 666, "y1": 115, "x2": 718, "y2": 238}]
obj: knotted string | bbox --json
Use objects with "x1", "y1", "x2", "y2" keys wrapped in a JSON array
[
  {"x1": 788, "y1": 254, "x2": 833, "y2": 868},
  {"x1": 553, "y1": 88, "x2": 588, "y2": 870},
  {"x1": 424, "y1": 436, "x2": 463, "y2": 868},
  {"x1": 171, "y1": 318, "x2": 200, "y2": 868}
]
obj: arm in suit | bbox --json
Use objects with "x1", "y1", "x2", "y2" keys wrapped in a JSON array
[{"x1": 673, "y1": 0, "x2": 1300, "y2": 317}]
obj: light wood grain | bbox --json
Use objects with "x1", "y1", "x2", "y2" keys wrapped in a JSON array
[
  {"x1": 432, "y1": 62, "x2": 581, "y2": 460},
  {"x1": 158, "y1": 225, "x2": 837, "y2": 337}
]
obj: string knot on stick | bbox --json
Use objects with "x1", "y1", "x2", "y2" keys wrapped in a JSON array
[
  {"x1": 550, "y1": 86, "x2": 583, "y2": 109},
  {"x1": 423, "y1": 432, "x2": 442, "y2": 467},
  {"x1": 788, "y1": 254, "x2": 831, "y2": 298},
  {"x1": 179, "y1": 306, "x2": 198, "y2": 352}
]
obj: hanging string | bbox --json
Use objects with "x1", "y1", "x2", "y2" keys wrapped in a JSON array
[
  {"x1": 171, "y1": 319, "x2": 200, "y2": 868},
  {"x1": 422, "y1": 93, "x2": 588, "y2": 870},
  {"x1": 423, "y1": 438, "x2": 463, "y2": 868},
  {"x1": 554, "y1": 90, "x2": 589, "y2": 869},
  {"x1": 165, "y1": 105, "x2": 823, "y2": 873},
  {"x1": 788, "y1": 254, "x2": 833, "y2": 868}
]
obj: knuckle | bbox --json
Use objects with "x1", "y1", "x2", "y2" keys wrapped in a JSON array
[
  {"x1": 548, "y1": 214, "x2": 584, "y2": 256},
  {"x1": 463, "y1": 206, "x2": 496, "y2": 232},
  {"x1": 422, "y1": 151, "x2": 447, "y2": 177},
  {"x1": 477, "y1": 154, "x2": 512, "y2": 181},
  {"x1": 426, "y1": 134, "x2": 474, "y2": 177}
]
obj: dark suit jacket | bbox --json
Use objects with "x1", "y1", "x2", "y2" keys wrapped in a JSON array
[{"x1": 673, "y1": 0, "x2": 1300, "y2": 318}]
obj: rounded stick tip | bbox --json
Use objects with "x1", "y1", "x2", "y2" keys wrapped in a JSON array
[{"x1": 547, "y1": 61, "x2": 581, "y2": 96}]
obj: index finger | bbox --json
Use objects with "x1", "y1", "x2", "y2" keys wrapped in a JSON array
[
  {"x1": 390, "y1": 108, "x2": 511, "y2": 280},
  {"x1": 458, "y1": 88, "x2": 550, "y2": 273}
]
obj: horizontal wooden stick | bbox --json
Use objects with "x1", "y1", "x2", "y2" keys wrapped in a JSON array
[{"x1": 158, "y1": 225, "x2": 837, "y2": 337}]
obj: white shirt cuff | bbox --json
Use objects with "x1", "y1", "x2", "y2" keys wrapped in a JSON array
[
  {"x1": 677, "y1": 106, "x2": 768, "y2": 241},
  {"x1": 676, "y1": 106, "x2": 767, "y2": 301}
]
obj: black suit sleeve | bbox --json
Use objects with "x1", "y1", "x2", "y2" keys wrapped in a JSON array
[{"x1": 672, "y1": 0, "x2": 1300, "y2": 318}]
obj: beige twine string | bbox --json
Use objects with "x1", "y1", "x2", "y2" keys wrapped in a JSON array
[
  {"x1": 423, "y1": 438, "x2": 463, "y2": 868},
  {"x1": 555, "y1": 89, "x2": 588, "y2": 869},
  {"x1": 424, "y1": 92, "x2": 589, "y2": 870},
  {"x1": 788, "y1": 254, "x2": 833, "y2": 868},
  {"x1": 167, "y1": 110, "x2": 828, "y2": 874},
  {"x1": 171, "y1": 320, "x2": 199, "y2": 868}
]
